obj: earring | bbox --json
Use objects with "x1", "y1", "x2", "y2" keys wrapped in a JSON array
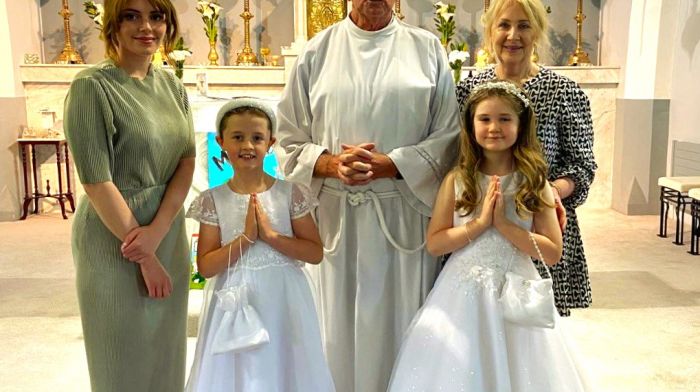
[
  {"x1": 531, "y1": 45, "x2": 539, "y2": 63},
  {"x1": 221, "y1": 150, "x2": 229, "y2": 161}
]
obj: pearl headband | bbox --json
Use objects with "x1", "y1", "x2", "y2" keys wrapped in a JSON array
[{"x1": 470, "y1": 81, "x2": 531, "y2": 108}]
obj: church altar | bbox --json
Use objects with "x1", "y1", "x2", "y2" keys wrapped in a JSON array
[{"x1": 19, "y1": 63, "x2": 618, "y2": 210}]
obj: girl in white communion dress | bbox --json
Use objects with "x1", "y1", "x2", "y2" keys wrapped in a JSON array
[
  {"x1": 388, "y1": 82, "x2": 590, "y2": 392},
  {"x1": 185, "y1": 98, "x2": 334, "y2": 392}
]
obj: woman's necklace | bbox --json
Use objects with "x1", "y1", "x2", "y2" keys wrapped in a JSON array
[{"x1": 496, "y1": 63, "x2": 539, "y2": 85}]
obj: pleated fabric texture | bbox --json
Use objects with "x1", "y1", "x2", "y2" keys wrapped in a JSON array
[{"x1": 64, "y1": 60, "x2": 196, "y2": 392}]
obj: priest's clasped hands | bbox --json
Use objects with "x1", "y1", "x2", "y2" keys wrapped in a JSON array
[{"x1": 335, "y1": 142, "x2": 399, "y2": 185}]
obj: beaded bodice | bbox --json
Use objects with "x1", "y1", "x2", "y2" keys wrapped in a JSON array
[
  {"x1": 187, "y1": 180, "x2": 313, "y2": 271},
  {"x1": 449, "y1": 173, "x2": 534, "y2": 297}
]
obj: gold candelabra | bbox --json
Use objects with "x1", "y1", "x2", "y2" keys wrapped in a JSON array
[
  {"x1": 236, "y1": 0, "x2": 258, "y2": 66},
  {"x1": 568, "y1": 0, "x2": 591, "y2": 66},
  {"x1": 54, "y1": 0, "x2": 84, "y2": 64},
  {"x1": 394, "y1": 0, "x2": 404, "y2": 20}
]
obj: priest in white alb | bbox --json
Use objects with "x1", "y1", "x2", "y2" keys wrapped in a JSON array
[{"x1": 275, "y1": 0, "x2": 460, "y2": 391}]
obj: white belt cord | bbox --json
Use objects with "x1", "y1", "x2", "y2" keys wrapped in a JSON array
[{"x1": 320, "y1": 186, "x2": 426, "y2": 255}]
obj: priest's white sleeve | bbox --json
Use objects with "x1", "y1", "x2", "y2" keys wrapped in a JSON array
[
  {"x1": 276, "y1": 49, "x2": 327, "y2": 193},
  {"x1": 387, "y1": 38, "x2": 460, "y2": 213}
]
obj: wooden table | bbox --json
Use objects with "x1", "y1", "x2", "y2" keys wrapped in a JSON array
[{"x1": 18, "y1": 138, "x2": 75, "y2": 219}]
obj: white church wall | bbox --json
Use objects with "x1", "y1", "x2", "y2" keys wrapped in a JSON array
[
  {"x1": 598, "y1": 0, "x2": 630, "y2": 94},
  {"x1": 668, "y1": 0, "x2": 700, "y2": 147},
  {"x1": 0, "y1": 0, "x2": 42, "y2": 221}
]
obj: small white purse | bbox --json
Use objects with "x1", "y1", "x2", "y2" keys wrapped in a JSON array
[
  {"x1": 499, "y1": 232, "x2": 557, "y2": 329},
  {"x1": 211, "y1": 237, "x2": 270, "y2": 354}
]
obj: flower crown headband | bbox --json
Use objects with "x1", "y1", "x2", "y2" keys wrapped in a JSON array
[{"x1": 469, "y1": 81, "x2": 531, "y2": 108}]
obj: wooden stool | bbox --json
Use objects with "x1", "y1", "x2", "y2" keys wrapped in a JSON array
[
  {"x1": 689, "y1": 188, "x2": 700, "y2": 255},
  {"x1": 18, "y1": 138, "x2": 75, "y2": 220},
  {"x1": 658, "y1": 177, "x2": 700, "y2": 245}
]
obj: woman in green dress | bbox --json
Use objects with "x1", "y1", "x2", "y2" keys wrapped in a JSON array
[{"x1": 63, "y1": 0, "x2": 194, "y2": 390}]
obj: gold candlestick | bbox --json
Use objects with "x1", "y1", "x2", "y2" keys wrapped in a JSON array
[
  {"x1": 236, "y1": 0, "x2": 258, "y2": 65},
  {"x1": 394, "y1": 0, "x2": 404, "y2": 20},
  {"x1": 568, "y1": 0, "x2": 591, "y2": 66},
  {"x1": 54, "y1": 0, "x2": 84, "y2": 64},
  {"x1": 475, "y1": 0, "x2": 492, "y2": 67}
]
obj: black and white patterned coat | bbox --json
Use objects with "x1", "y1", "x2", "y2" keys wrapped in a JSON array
[{"x1": 456, "y1": 67, "x2": 597, "y2": 316}]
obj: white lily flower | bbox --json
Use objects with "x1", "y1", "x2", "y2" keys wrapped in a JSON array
[
  {"x1": 169, "y1": 50, "x2": 192, "y2": 62},
  {"x1": 202, "y1": 7, "x2": 214, "y2": 19},
  {"x1": 442, "y1": 12, "x2": 454, "y2": 21},
  {"x1": 211, "y1": 3, "x2": 223, "y2": 15},
  {"x1": 95, "y1": 4, "x2": 103, "y2": 14},
  {"x1": 448, "y1": 50, "x2": 470, "y2": 64}
]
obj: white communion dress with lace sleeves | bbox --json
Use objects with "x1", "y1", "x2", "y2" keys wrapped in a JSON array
[
  {"x1": 387, "y1": 173, "x2": 590, "y2": 392},
  {"x1": 185, "y1": 180, "x2": 335, "y2": 392}
]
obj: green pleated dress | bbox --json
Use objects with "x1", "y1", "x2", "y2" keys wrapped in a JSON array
[{"x1": 63, "y1": 60, "x2": 195, "y2": 392}]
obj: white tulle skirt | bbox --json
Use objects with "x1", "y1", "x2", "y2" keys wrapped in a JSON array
[
  {"x1": 387, "y1": 252, "x2": 590, "y2": 392},
  {"x1": 186, "y1": 265, "x2": 335, "y2": 392}
]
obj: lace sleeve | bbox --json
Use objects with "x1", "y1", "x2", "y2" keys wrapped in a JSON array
[
  {"x1": 290, "y1": 183, "x2": 318, "y2": 220},
  {"x1": 186, "y1": 191, "x2": 219, "y2": 226}
]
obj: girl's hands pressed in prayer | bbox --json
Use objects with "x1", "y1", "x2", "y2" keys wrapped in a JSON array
[
  {"x1": 244, "y1": 194, "x2": 258, "y2": 242},
  {"x1": 476, "y1": 176, "x2": 498, "y2": 228},
  {"x1": 254, "y1": 197, "x2": 277, "y2": 242},
  {"x1": 492, "y1": 179, "x2": 509, "y2": 229}
]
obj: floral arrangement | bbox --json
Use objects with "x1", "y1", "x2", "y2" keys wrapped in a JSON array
[
  {"x1": 196, "y1": 0, "x2": 223, "y2": 42},
  {"x1": 448, "y1": 42, "x2": 470, "y2": 84},
  {"x1": 168, "y1": 37, "x2": 192, "y2": 80},
  {"x1": 434, "y1": 1, "x2": 456, "y2": 50},
  {"x1": 83, "y1": 0, "x2": 104, "y2": 30}
]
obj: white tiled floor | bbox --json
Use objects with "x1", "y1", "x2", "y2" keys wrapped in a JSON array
[{"x1": 1, "y1": 207, "x2": 699, "y2": 391}]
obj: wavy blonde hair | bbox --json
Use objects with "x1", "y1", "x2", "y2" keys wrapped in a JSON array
[
  {"x1": 482, "y1": 0, "x2": 550, "y2": 64},
  {"x1": 101, "y1": 0, "x2": 180, "y2": 64},
  {"x1": 454, "y1": 81, "x2": 551, "y2": 217}
]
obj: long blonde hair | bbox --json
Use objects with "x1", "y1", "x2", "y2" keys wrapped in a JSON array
[
  {"x1": 454, "y1": 81, "x2": 551, "y2": 217},
  {"x1": 101, "y1": 0, "x2": 180, "y2": 63}
]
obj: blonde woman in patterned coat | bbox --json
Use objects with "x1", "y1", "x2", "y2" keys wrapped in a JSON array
[
  {"x1": 63, "y1": 0, "x2": 194, "y2": 390},
  {"x1": 456, "y1": 0, "x2": 597, "y2": 316}
]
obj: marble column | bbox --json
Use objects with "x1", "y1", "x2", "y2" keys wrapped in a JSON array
[
  {"x1": 610, "y1": 0, "x2": 677, "y2": 215},
  {"x1": 282, "y1": 0, "x2": 309, "y2": 81}
]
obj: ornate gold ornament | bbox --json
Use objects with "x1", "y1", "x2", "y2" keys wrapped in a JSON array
[
  {"x1": 54, "y1": 0, "x2": 84, "y2": 64},
  {"x1": 394, "y1": 0, "x2": 404, "y2": 20},
  {"x1": 236, "y1": 0, "x2": 259, "y2": 65},
  {"x1": 307, "y1": 0, "x2": 347, "y2": 39},
  {"x1": 568, "y1": 0, "x2": 592, "y2": 66}
]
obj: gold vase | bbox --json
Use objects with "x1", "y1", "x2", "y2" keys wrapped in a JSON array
[{"x1": 208, "y1": 39, "x2": 219, "y2": 66}]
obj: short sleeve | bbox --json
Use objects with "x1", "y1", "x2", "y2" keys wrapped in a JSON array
[
  {"x1": 186, "y1": 191, "x2": 219, "y2": 226},
  {"x1": 290, "y1": 183, "x2": 318, "y2": 220},
  {"x1": 178, "y1": 80, "x2": 196, "y2": 158},
  {"x1": 63, "y1": 77, "x2": 114, "y2": 184}
]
